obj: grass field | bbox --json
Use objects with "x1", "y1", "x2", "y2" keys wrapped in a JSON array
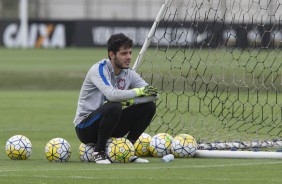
[{"x1": 1, "y1": 48, "x2": 282, "y2": 184}]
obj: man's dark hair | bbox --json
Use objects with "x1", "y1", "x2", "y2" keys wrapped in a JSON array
[{"x1": 107, "y1": 33, "x2": 133, "y2": 60}]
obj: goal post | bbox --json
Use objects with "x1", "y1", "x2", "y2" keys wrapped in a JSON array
[
  {"x1": 134, "y1": 0, "x2": 282, "y2": 154},
  {"x1": 132, "y1": 0, "x2": 171, "y2": 71},
  {"x1": 18, "y1": 0, "x2": 28, "y2": 48}
]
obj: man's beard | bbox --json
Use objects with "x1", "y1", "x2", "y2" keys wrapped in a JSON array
[{"x1": 114, "y1": 58, "x2": 129, "y2": 69}]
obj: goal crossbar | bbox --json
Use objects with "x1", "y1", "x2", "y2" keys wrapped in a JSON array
[{"x1": 195, "y1": 150, "x2": 282, "y2": 159}]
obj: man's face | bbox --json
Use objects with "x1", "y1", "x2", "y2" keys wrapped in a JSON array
[{"x1": 110, "y1": 46, "x2": 132, "y2": 69}]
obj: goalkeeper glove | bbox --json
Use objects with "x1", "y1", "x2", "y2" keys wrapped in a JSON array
[
  {"x1": 132, "y1": 85, "x2": 158, "y2": 97},
  {"x1": 121, "y1": 99, "x2": 135, "y2": 106}
]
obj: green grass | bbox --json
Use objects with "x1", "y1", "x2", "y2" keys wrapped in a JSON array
[
  {"x1": 0, "y1": 48, "x2": 282, "y2": 184},
  {"x1": 0, "y1": 48, "x2": 105, "y2": 90},
  {"x1": 1, "y1": 157, "x2": 282, "y2": 184}
]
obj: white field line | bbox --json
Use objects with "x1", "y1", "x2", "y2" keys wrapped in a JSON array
[
  {"x1": 0, "y1": 128, "x2": 73, "y2": 132},
  {"x1": 0, "y1": 161, "x2": 282, "y2": 173},
  {"x1": 0, "y1": 174, "x2": 280, "y2": 182}
]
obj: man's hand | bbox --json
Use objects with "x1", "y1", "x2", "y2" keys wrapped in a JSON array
[
  {"x1": 133, "y1": 85, "x2": 158, "y2": 97},
  {"x1": 121, "y1": 99, "x2": 135, "y2": 106}
]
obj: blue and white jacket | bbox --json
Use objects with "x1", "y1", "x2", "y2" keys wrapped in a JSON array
[{"x1": 73, "y1": 59, "x2": 152, "y2": 126}]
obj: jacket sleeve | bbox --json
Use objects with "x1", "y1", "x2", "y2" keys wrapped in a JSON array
[
  {"x1": 89, "y1": 64, "x2": 136, "y2": 102},
  {"x1": 128, "y1": 70, "x2": 148, "y2": 89}
]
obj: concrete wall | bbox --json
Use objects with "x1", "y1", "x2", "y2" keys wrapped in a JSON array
[
  {"x1": 35, "y1": 0, "x2": 162, "y2": 20},
  {"x1": 0, "y1": 0, "x2": 281, "y2": 23}
]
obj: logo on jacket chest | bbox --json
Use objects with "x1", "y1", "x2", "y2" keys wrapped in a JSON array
[{"x1": 116, "y1": 78, "x2": 126, "y2": 90}]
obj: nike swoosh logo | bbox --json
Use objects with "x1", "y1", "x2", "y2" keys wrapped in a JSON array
[{"x1": 117, "y1": 150, "x2": 129, "y2": 160}]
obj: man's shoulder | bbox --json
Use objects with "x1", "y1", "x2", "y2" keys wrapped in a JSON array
[
  {"x1": 90, "y1": 59, "x2": 109, "y2": 69},
  {"x1": 127, "y1": 68, "x2": 140, "y2": 76},
  {"x1": 95, "y1": 59, "x2": 108, "y2": 66}
]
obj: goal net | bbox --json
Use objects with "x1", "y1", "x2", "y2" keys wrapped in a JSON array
[{"x1": 133, "y1": 0, "x2": 282, "y2": 150}]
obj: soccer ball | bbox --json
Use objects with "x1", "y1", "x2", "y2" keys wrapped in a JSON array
[
  {"x1": 105, "y1": 137, "x2": 135, "y2": 163},
  {"x1": 6, "y1": 135, "x2": 32, "y2": 160},
  {"x1": 79, "y1": 143, "x2": 95, "y2": 162},
  {"x1": 149, "y1": 133, "x2": 173, "y2": 158},
  {"x1": 45, "y1": 138, "x2": 71, "y2": 162},
  {"x1": 134, "y1": 133, "x2": 152, "y2": 157},
  {"x1": 171, "y1": 134, "x2": 197, "y2": 158}
]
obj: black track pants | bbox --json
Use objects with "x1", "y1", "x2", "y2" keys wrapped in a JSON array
[{"x1": 75, "y1": 101, "x2": 156, "y2": 152}]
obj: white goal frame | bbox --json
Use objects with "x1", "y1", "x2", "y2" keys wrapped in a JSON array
[{"x1": 133, "y1": 0, "x2": 282, "y2": 159}]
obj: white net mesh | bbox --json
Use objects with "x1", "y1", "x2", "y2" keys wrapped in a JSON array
[{"x1": 136, "y1": 0, "x2": 282, "y2": 150}]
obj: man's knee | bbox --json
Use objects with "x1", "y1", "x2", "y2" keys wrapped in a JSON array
[
  {"x1": 144, "y1": 102, "x2": 156, "y2": 115},
  {"x1": 105, "y1": 102, "x2": 122, "y2": 116}
]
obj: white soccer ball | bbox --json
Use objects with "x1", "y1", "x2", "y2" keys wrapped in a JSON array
[
  {"x1": 171, "y1": 134, "x2": 198, "y2": 158},
  {"x1": 79, "y1": 143, "x2": 95, "y2": 162},
  {"x1": 105, "y1": 137, "x2": 135, "y2": 163},
  {"x1": 134, "y1": 133, "x2": 152, "y2": 157},
  {"x1": 45, "y1": 138, "x2": 71, "y2": 162},
  {"x1": 6, "y1": 135, "x2": 32, "y2": 160},
  {"x1": 149, "y1": 133, "x2": 173, "y2": 158}
]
